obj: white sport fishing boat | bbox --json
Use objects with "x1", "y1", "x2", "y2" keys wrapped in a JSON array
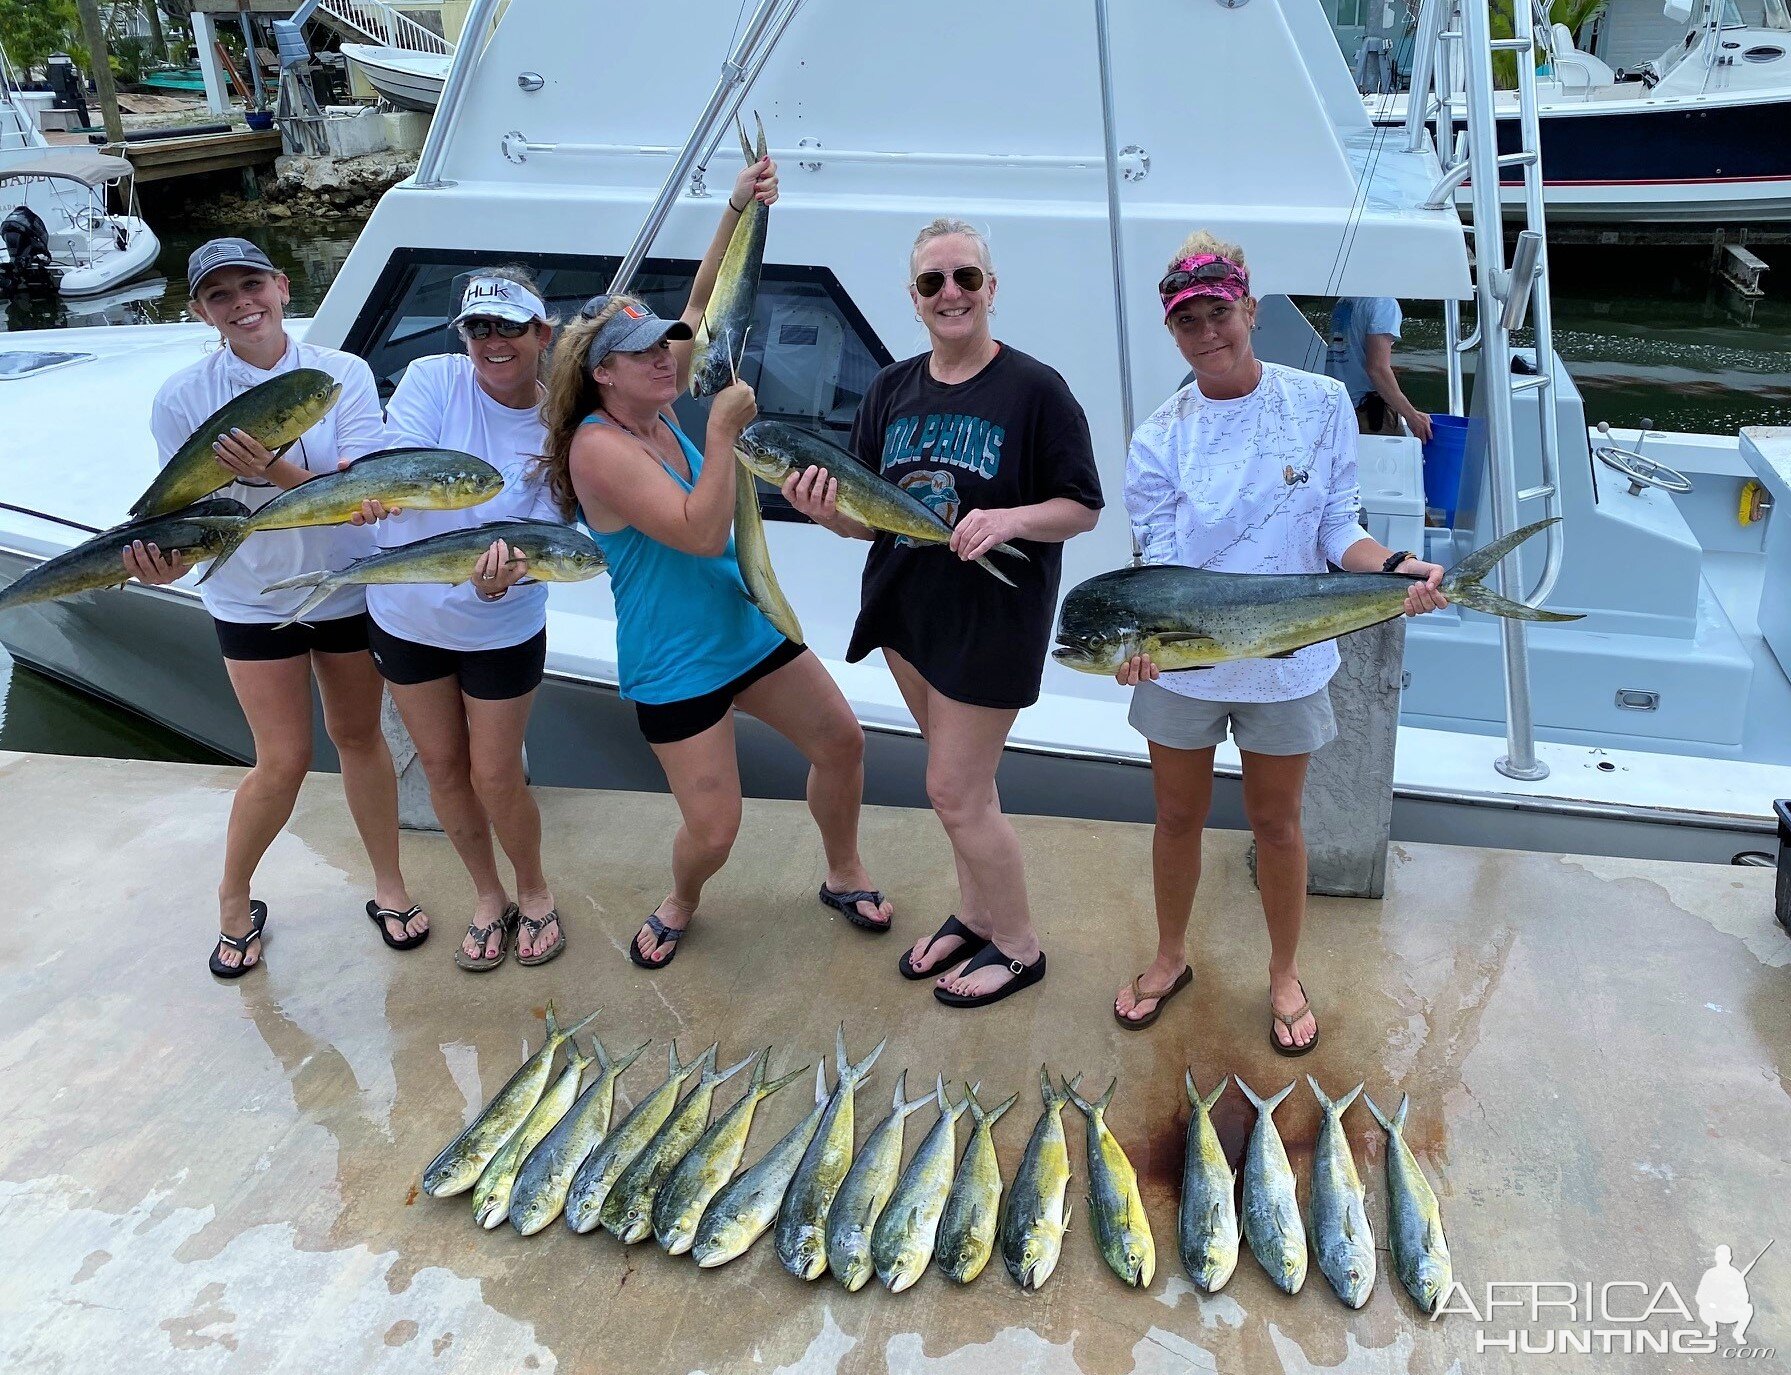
[{"x1": 0, "y1": 0, "x2": 1786, "y2": 865}]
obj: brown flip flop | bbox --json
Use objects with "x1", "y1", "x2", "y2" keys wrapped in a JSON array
[
  {"x1": 1270, "y1": 980, "x2": 1320, "y2": 1056},
  {"x1": 454, "y1": 903, "x2": 519, "y2": 972},
  {"x1": 1114, "y1": 964, "x2": 1192, "y2": 1030}
]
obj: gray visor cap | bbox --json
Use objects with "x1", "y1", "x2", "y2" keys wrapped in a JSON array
[{"x1": 583, "y1": 304, "x2": 694, "y2": 368}]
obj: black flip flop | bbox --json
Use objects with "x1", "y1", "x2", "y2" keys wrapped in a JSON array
[
  {"x1": 209, "y1": 899, "x2": 268, "y2": 979},
  {"x1": 818, "y1": 884, "x2": 891, "y2": 933},
  {"x1": 367, "y1": 900, "x2": 429, "y2": 952},
  {"x1": 898, "y1": 915, "x2": 990, "y2": 981},
  {"x1": 628, "y1": 912, "x2": 685, "y2": 971},
  {"x1": 1114, "y1": 964, "x2": 1193, "y2": 1031},
  {"x1": 933, "y1": 943, "x2": 1047, "y2": 1009}
]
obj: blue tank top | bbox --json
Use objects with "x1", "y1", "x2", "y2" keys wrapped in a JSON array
[{"x1": 580, "y1": 414, "x2": 784, "y2": 705}]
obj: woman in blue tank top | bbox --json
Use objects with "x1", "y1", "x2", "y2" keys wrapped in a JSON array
[{"x1": 535, "y1": 151, "x2": 893, "y2": 970}]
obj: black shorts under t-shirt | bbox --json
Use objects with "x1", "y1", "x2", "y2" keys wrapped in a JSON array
[
  {"x1": 366, "y1": 619, "x2": 547, "y2": 701},
  {"x1": 844, "y1": 345, "x2": 1103, "y2": 709},
  {"x1": 212, "y1": 611, "x2": 370, "y2": 662}
]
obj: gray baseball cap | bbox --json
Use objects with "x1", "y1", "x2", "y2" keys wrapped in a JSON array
[
  {"x1": 581, "y1": 297, "x2": 694, "y2": 367},
  {"x1": 187, "y1": 237, "x2": 278, "y2": 292}
]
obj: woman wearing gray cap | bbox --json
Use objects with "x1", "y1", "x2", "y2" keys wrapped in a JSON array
[
  {"x1": 126, "y1": 236, "x2": 427, "y2": 979},
  {"x1": 371, "y1": 265, "x2": 570, "y2": 972},
  {"x1": 537, "y1": 150, "x2": 892, "y2": 972}
]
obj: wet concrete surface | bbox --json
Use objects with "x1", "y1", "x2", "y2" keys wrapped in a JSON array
[{"x1": 2, "y1": 749, "x2": 1787, "y2": 1373}]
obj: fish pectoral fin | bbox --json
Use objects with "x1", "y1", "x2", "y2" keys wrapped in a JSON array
[
  {"x1": 1153, "y1": 631, "x2": 1216, "y2": 648},
  {"x1": 1265, "y1": 649, "x2": 1298, "y2": 659}
]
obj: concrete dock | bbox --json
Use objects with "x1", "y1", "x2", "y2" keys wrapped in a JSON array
[{"x1": 2, "y1": 750, "x2": 1786, "y2": 1373}]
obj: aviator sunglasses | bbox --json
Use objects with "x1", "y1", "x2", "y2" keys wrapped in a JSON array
[
  {"x1": 913, "y1": 265, "x2": 987, "y2": 298},
  {"x1": 1157, "y1": 258, "x2": 1246, "y2": 300},
  {"x1": 460, "y1": 318, "x2": 533, "y2": 340}
]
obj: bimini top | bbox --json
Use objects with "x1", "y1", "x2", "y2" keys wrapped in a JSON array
[{"x1": 0, "y1": 150, "x2": 134, "y2": 188}]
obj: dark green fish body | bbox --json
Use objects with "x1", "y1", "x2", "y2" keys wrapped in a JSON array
[
  {"x1": 472, "y1": 1040, "x2": 594, "y2": 1229},
  {"x1": 0, "y1": 499, "x2": 248, "y2": 613},
  {"x1": 691, "y1": 1064, "x2": 830, "y2": 1267},
  {"x1": 1000, "y1": 1068, "x2": 1078, "y2": 1292},
  {"x1": 565, "y1": 1043, "x2": 705, "y2": 1234},
  {"x1": 199, "y1": 448, "x2": 502, "y2": 583},
  {"x1": 1238, "y1": 1078, "x2": 1307, "y2": 1295},
  {"x1": 735, "y1": 420, "x2": 1028, "y2": 584},
  {"x1": 1053, "y1": 517, "x2": 1581, "y2": 674},
  {"x1": 261, "y1": 519, "x2": 605, "y2": 627},
  {"x1": 1066, "y1": 1076, "x2": 1156, "y2": 1288},
  {"x1": 826, "y1": 1071, "x2": 933, "y2": 1291},
  {"x1": 1366, "y1": 1093, "x2": 1451, "y2": 1314},
  {"x1": 733, "y1": 461, "x2": 803, "y2": 643},
  {"x1": 777, "y1": 1030, "x2": 885, "y2": 1280},
  {"x1": 691, "y1": 115, "x2": 768, "y2": 398},
  {"x1": 872, "y1": 1079, "x2": 974, "y2": 1293},
  {"x1": 1308, "y1": 1078, "x2": 1375, "y2": 1308},
  {"x1": 509, "y1": 1036, "x2": 649, "y2": 1236},
  {"x1": 130, "y1": 368, "x2": 342, "y2": 518},
  {"x1": 937, "y1": 1088, "x2": 1019, "y2": 1283},
  {"x1": 1179, "y1": 1072, "x2": 1239, "y2": 1294}
]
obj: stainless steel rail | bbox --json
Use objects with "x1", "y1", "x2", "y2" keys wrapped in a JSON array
[
  {"x1": 1092, "y1": 0, "x2": 1141, "y2": 564},
  {"x1": 412, "y1": 0, "x2": 501, "y2": 189}
]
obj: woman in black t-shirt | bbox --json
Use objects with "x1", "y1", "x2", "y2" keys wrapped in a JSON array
[{"x1": 784, "y1": 218, "x2": 1104, "y2": 1009}]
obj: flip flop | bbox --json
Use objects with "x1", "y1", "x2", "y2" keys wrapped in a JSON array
[
  {"x1": 366, "y1": 900, "x2": 428, "y2": 952},
  {"x1": 933, "y1": 943, "x2": 1047, "y2": 1009},
  {"x1": 515, "y1": 909, "x2": 566, "y2": 967},
  {"x1": 1270, "y1": 980, "x2": 1320, "y2": 1057},
  {"x1": 1113, "y1": 965, "x2": 1193, "y2": 1031},
  {"x1": 818, "y1": 884, "x2": 892, "y2": 933},
  {"x1": 628, "y1": 912, "x2": 685, "y2": 971},
  {"x1": 209, "y1": 900, "x2": 268, "y2": 979},
  {"x1": 898, "y1": 915, "x2": 989, "y2": 981},
  {"x1": 454, "y1": 903, "x2": 519, "y2": 972}
]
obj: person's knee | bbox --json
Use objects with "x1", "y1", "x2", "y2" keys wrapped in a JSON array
[
  {"x1": 1248, "y1": 810, "x2": 1304, "y2": 850},
  {"x1": 325, "y1": 714, "x2": 385, "y2": 762},
  {"x1": 815, "y1": 716, "x2": 865, "y2": 773},
  {"x1": 469, "y1": 752, "x2": 528, "y2": 806},
  {"x1": 252, "y1": 741, "x2": 311, "y2": 791},
  {"x1": 1155, "y1": 794, "x2": 1209, "y2": 838},
  {"x1": 688, "y1": 803, "x2": 742, "y2": 863},
  {"x1": 926, "y1": 771, "x2": 991, "y2": 831}
]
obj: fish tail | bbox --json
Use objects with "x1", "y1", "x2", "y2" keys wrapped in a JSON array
[
  {"x1": 614, "y1": 1039, "x2": 652, "y2": 1078},
  {"x1": 895, "y1": 1070, "x2": 932, "y2": 1117},
  {"x1": 543, "y1": 1000, "x2": 560, "y2": 1041},
  {"x1": 1362, "y1": 1093, "x2": 1396, "y2": 1135},
  {"x1": 1235, "y1": 1076, "x2": 1264, "y2": 1110},
  {"x1": 590, "y1": 1033, "x2": 616, "y2": 1077},
  {"x1": 262, "y1": 572, "x2": 338, "y2": 629},
  {"x1": 847, "y1": 1035, "x2": 887, "y2": 1085},
  {"x1": 1443, "y1": 517, "x2": 1581, "y2": 622},
  {"x1": 744, "y1": 1047, "x2": 769, "y2": 1094},
  {"x1": 710, "y1": 1049, "x2": 756, "y2": 1087},
  {"x1": 736, "y1": 113, "x2": 755, "y2": 164},
  {"x1": 834, "y1": 1024, "x2": 849, "y2": 1081},
  {"x1": 1040, "y1": 1064, "x2": 1061, "y2": 1109},
  {"x1": 560, "y1": 1006, "x2": 601, "y2": 1045},
  {"x1": 568, "y1": 1040, "x2": 597, "y2": 1074},
  {"x1": 989, "y1": 540, "x2": 1031, "y2": 563},
  {"x1": 973, "y1": 556, "x2": 1018, "y2": 588},
  {"x1": 667, "y1": 1040, "x2": 683, "y2": 1077},
  {"x1": 950, "y1": 1082, "x2": 979, "y2": 1120},
  {"x1": 1306, "y1": 1074, "x2": 1335, "y2": 1114},
  {"x1": 760, "y1": 1057, "x2": 812, "y2": 1100},
  {"x1": 933, "y1": 1074, "x2": 949, "y2": 1114},
  {"x1": 195, "y1": 524, "x2": 251, "y2": 584},
  {"x1": 754, "y1": 112, "x2": 767, "y2": 161},
  {"x1": 1064, "y1": 1076, "x2": 1114, "y2": 1118},
  {"x1": 813, "y1": 1060, "x2": 828, "y2": 1105},
  {"x1": 1201, "y1": 1076, "x2": 1229, "y2": 1114},
  {"x1": 1335, "y1": 1083, "x2": 1364, "y2": 1116},
  {"x1": 981, "y1": 1090, "x2": 1020, "y2": 1129},
  {"x1": 691, "y1": 1043, "x2": 720, "y2": 1080},
  {"x1": 1394, "y1": 1094, "x2": 1411, "y2": 1132}
]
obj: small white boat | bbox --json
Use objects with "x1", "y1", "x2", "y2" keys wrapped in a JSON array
[
  {"x1": 0, "y1": 151, "x2": 160, "y2": 298},
  {"x1": 341, "y1": 43, "x2": 450, "y2": 112}
]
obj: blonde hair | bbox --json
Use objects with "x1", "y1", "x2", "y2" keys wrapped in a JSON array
[
  {"x1": 536, "y1": 292, "x2": 648, "y2": 520},
  {"x1": 1167, "y1": 230, "x2": 1248, "y2": 275},
  {"x1": 908, "y1": 217, "x2": 995, "y2": 279}
]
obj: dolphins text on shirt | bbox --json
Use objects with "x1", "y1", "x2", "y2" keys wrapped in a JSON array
[{"x1": 880, "y1": 413, "x2": 1006, "y2": 479}]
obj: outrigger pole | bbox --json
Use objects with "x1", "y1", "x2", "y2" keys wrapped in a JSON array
[{"x1": 1091, "y1": 0, "x2": 1142, "y2": 566}]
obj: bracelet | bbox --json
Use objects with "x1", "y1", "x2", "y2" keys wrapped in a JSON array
[
  {"x1": 477, "y1": 585, "x2": 509, "y2": 602},
  {"x1": 727, "y1": 196, "x2": 747, "y2": 215},
  {"x1": 1381, "y1": 549, "x2": 1415, "y2": 574}
]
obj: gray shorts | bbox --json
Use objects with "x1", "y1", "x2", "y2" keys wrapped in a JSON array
[{"x1": 1128, "y1": 679, "x2": 1337, "y2": 756}]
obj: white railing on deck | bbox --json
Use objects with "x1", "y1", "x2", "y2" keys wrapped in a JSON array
[{"x1": 318, "y1": 0, "x2": 454, "y2": 54}]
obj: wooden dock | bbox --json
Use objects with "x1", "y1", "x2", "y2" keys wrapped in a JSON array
[{"x1": 104, "y1": 127, "x2": 283, "y2": 184}]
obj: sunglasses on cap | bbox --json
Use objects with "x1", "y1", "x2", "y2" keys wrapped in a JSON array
[
  {"x1": 913, "y1": 265, "x2": 987, "y2": 298},
  {"x1": 460, "y1": 318, "x2": 533, "y2": 340},
  {"x1": 1158, "y1": 257, "x2": 1248, "y2": 300}
]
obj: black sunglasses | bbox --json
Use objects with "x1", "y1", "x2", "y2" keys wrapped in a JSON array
[
  {"x1": 913, "y1": 265, "x2": 986, "y2": 298},
  {"x1": 460, "y1": 318, "x2": 532, "y2": 340},
  {"x1": 1157, "y1": 260, "x2": 1245, "y2": 299}
]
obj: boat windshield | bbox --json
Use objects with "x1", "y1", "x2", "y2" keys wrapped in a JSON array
[{"x1": 1764, "y1": 0, "x2": 1791, "y2": 30}]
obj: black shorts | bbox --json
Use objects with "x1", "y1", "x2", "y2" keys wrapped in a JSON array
[
  {"x1": 213, "y1": 612, "x2": 370, "y2": 661},
  {"x1": 367, "y1": 619, "x2": 547, "y2": 701},
  {"x1": 634, "y1": 639, "x2": 806, "y2": 745}
]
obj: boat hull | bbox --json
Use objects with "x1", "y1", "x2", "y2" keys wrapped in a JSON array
[{"x1": 341, "y1": 44, "x2": 448, "y2": 113}]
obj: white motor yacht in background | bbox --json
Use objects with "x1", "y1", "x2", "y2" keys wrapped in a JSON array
[
  {"x1": 340, "y1": 43, "x2": 452, "y2": 112},
  {"x1": 0, "y1": 0, "x2": 1785, "y2": 865}
]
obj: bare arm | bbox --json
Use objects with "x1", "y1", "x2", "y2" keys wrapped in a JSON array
[
  {"x1": 1363, "y1": 334, "x2": 1432, "y2": 442},
  {"x1": 780, "y1": 466, "x2": 875, "y2": 540},
  {"x1": 948, "y1": 496, "x2": 1099, "y2": 562},
  {"x1": 672, "y1": 156, "x2": 779, "y2": 393}
]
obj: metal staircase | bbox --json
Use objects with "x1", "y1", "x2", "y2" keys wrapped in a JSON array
[{"x1": 306, "y1": 0, "x2": 454, "y2": 54}]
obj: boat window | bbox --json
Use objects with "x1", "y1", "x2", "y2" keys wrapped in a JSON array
[{"x1": 0, "y1": 349, "x2": 93, "y2": 380}]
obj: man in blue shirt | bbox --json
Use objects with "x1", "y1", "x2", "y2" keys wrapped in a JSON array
[{"x1": 1326, "y1": 297, "x2": 1432, "y2": 443}]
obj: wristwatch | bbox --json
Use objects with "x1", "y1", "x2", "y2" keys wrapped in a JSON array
[{"x1": 1381, "y1": 550, "x2": 1415, "y2": 574}]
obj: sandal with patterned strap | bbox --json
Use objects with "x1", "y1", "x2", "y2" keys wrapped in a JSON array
[
  {"x1": 209, "y1": 900, "x2": 268, "y2": 980},
  {"x1": 818, "y1": 883, "x2": 891, "y2": 933},
  {"x1": 366, "y1": 900, "x2": 429, "y2": 952},
  {"x1": 1270, "y1": 980, "x2": 1321, "y2": 1057},
  {"x1": 628, "y1": 912, "x2": 685, "y2": 971},
  {"x1": 515, "y1": 908, "x2": 565, "y2": 967},
  {"x1": 454, "y1": 903, "x2": 519, "y2": 972}
]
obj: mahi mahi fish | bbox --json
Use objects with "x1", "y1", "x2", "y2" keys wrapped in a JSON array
[
  {"x1": 421, "y1": 1002, "x2": 599, "y2": 1198},
  {"x1": 509, "y1": 1035, "x2": 650, "y2": 1236},
  {"x1": 1308, "y1": 1078, "x2": 1376, "y2": 1308},
  {"x1": 566, "y1": 1042, "x2": 708, "y2": 1234},
  {"x1": 1179, "y1": 1071, "x2": 1239, "y2": 1294},
  {"x1": 1052, "y1": 517, "x2": 1581, "y2": 674},
  {"x1": 129, "y1": 368, "x2": 342, "y2": 519},
  {"x1": 200, "y1": 447, "x2": 502, "y2": 582},
  {"x1": 733, "y1": 461, "x2": 804, "y2": 644},
  {"x1": 1365, "y1": 1093, "x2": 1451, "y2": 1314},
  {"x1": 603, "y1": 1047, "x2": 755, "y2": 1243},
  {"x1": 826, "y1": 1070, "x2": 934, "y2": 1291},
  {"x1": 0, "y1": 499, "x2": 248, "y2": 614},
  {"x1": 262, "y1": 519, "x2": 606, "y2": 627},
  {"x1": 691, "y1": 1063, "x2": 830, "y2": 1268},
  {"x1": 690, "y1": 114, "x2": 769, "y2": 398},
  {"x1": 471, "y1": 1038, "x2": 594, "y2": 1229},
  {"x1": 776, "y1": 1029, "x2": 886, "y2": 1280},
  {"x1": 655, "y1": 1050, "x2": 812, "y2": 1255},
  {"x1": 1237, "y1": 1078, "x2": 1307, "y2": 1295},
  {"x1": 1066, "y1": 1076, "x2": 1156, "y2": 1289},
  {"x1": 999, "y1": 1068, "x2": 1079, "y2": 1293},
  {"x1": 937, "y1": 1087, "x2": 1020, "y2": 1283},
  {"x1": 734, "y1": 419, "x2": 1030, "y2": 585},
  {"x1": 872, "y1": 1078, "x2": 975, "y2": 1293}
]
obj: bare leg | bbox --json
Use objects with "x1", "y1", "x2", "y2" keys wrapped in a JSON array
[
  {"x1": 735, "y1": 650, "x2": 890, "y2": 928},
  {"x1": 311, "y1": 649, "x2": 424, "y2": 939},
  {"x1": 1241, "y1": 748, "x2": 1317, "y2": 1049},
  {"x1": 1114, "y1": 741, "x2": 1216, "y2": 1022},
  {"x1": 463, "y1": 689, "x2": 557, "y2": 959},
  {"x1": 387, "y1": 674, "x2": 509, "y2": 962},
  {"x1": 215, "y1": 654, "x2": 316, "y2": 968},
  {"x1": 636, "y1": 713, "x2": 743, "y2": 962}
]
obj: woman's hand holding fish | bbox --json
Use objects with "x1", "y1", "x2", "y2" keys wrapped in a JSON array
[
  {"x1": 949, "y1": 506, "x2": 1023, "y2": 564},
  {"x1": 781, "y1": 466, "x2": 873, "y2": 540},
  {"x1": 1396, "y1": 559, "x2": 1448, "y2": 615},
  {"x1": 731, "y1": 155, "x2": 778, "y2": 213},
  {"x1": 333, "y1": 458, "x2": 402, "y2": 526},
  {"x1": 1113, "y1": 653, "x2": 1159, "y2": 687},
  {"x1": 707, "y1": 381, "x2": 759, "y2": 440},
  {"x1": 121, "y1": 539, "x2": 189, "y2": 586},
  {"x1": 472, "y1": 538, "x2": 528, "y2": 600},
  {"x1": 214, "y1": 427, "x2": 302, "y2": 489}
]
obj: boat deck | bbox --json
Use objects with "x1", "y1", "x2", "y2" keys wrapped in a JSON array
[{"x1": 2, "y1": 751, "x2": 1786, "y2": 1373}]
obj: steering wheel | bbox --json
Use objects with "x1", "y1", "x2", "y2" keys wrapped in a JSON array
[{"x1": 1594, "y1": 422, "x2": 1693, "y2": 496}]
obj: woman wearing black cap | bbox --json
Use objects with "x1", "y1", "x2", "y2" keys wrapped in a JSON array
[
  {"x1": 127, "y1": 237, "x2": 428, "y2": 978},
  {"x1": 537, "y1": 150, "x2": 893, "y2": 973}
]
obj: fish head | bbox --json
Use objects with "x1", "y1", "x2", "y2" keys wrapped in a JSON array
[
  {"x1": 509, "y1": 1197, "x2": 547, "y2": 1235},
  {"x1": 788, "y1": 1233, "x2": 827, "y2": 1280},
  {"x1": 1052, "y1": 594, "x2": 1138, "y2": 675},
  {"x1": 1115, "y1": 1240, "x2": 1155, "y2": 1288},
  {"x1": 454, "y1": 469, "x2": 507, "y2": 505},
  {"x1": 1016, "y1": 1235, "x2": 1061, "y2": 1292},
  {"x1": 1337, "y1": 1246, "x2": 1376, "y2": 1308},
  {"x1": 617, "y1": 1205, "x2": 652, "y2": 1244},
  {"x1": 838, "y1": 1250, "x2": 872, "y2": 1292},
  {"x1": 733, "y1": 423, "x2": 799, "y2": 486},
  {"x1": 1413, "y1": 1255, "x2": 1450, "y2": 1314},
  {"x1": 885, "y1": 1244, "x2": 927, "y2": 1291},
  {"x1": 692, "y1": 1208, "x2": 753, "y2": 1267}
]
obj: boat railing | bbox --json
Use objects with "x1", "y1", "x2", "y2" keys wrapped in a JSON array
[
  {"x1": 314, "y1": 0, "x2": 453, "y2": 55},
  {"x1": 412, "y1": 0, "x2": 501, "y2": 188}
]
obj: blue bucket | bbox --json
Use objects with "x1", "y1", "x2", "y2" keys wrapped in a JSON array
[{"x1": 1421, "y1": 413, "x2": 1470, "y2": 525}]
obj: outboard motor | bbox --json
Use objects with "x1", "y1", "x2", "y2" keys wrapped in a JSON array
[{"x1": 0, "y1": 205, "x2": 61, "y2": 296}]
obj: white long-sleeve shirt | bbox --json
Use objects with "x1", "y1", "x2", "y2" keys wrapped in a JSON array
[{"x1": 1123, "y1": 361, "x2": 1371, "y2": 703}]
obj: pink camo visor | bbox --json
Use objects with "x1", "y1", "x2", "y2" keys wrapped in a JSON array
[{"x1": 1159, "y1": 253, "x2": 1250, "y2": 316}]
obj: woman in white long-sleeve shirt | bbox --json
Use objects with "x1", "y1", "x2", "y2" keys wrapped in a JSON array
[{"x1": 1109, "y1": 231, "x2": 1447, "y2": 1053}]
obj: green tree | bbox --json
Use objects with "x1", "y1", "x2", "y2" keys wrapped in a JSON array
[
  {"x1": 1493, "y1": 0, "x2": 1610, "y2": 86},
  {"x1": 0, "y1": 0, "x2": 81, "y2": 76}
]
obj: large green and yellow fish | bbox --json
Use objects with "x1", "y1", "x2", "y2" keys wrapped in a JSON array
[
  {"x1": 690, "y1": 114, "x2": 768, "y2": 398},
  {"x1": 999, "y1": 1068, "x2": 1078, "y2": 1293},
  {"x1": 1309, "y1": 1078, "x2": 1376, "y2": 1308},
  {"x1": 776, "y1": 1029, "x2": 885, "y2": 1280},
  {"x1": 937, "y1": 1087, "x2": 1019, "y2": 1283},
  {"x1": 1366, "y1": 1092, "x2": 1451, "y2": 1314},
  {"x1": 872, "y1": 1078, "x2": 975, "y2": 1293},
  {"x1": 1179, "y1": 1072, "x2": 1239, "y2": 1294},
  {"x1": 1238, "y1": 1078, "x2": 1307, "y2": 1295},
  {"x1": 1066, "y1": 1076, "x2": 1156, "y2": 1289},
  {"x1": 733, "y1": 461, "x2": 804, "y2": 644},
  {"x1": 691, "y1": 1063, "x2": 830, "y2": 1268},
  {"x1": 509, "y1": 1035, "x2": 649, "y2": 1236},
  {"x1": 826, "y1": 1070, "x2": 934, "y2": 1291},
  {"x1": 565, "y1": 1042, "x2": 707, "y2": 1234},
  {"x1": 471, "y1": 1038, "x2": 594, "y2": 1229},
  {"x1": 0, "y1": 499, "x2": 247, "y2": 614}
]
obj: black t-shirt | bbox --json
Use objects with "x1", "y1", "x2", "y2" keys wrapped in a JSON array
[{"x1": 845, "y1": 345, "x2": 1104, "y2": 709}]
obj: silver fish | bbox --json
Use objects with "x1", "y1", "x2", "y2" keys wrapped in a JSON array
[
  {"x1": 826, "y1": 1070, "x2": 934, "y2": 1291},
  {"x1": 1238, "y1": 1078, "x2": 1307, "y2": 1295},
  {"x1": 471, "y1": 1038, "x2": 594, "y2": 1229},
  {"x1": 1365, "y1": 1093, "x2": 1451, "y2": 1314},
  {"x1": 776, "y1": 1028, "x2": 886, "y2": 1280},
  {"x1": 509, "y1": 1034, "x2": 650, "y2": 1235},
  {"x1": 1308, "y1": 1078, "x2": 1375, "y2": 1308},
  {"x1": 691, "y1": 1063, "x2": 830, "y2": 1267},
  {"x1": 937, "y1": 1087, "x2": 1019, "y2": 1283},
  {"x1": 565, "y1": 1041, "x2": 706, "y2": 1233},
  {"x1": 1179, "y1": 1072, "x2": 1239, "y2": 1293}
]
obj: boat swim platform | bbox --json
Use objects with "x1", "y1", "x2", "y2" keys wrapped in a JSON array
[{"x1": 2, "y1": 750, "x2": 1785, "y2": 1374}]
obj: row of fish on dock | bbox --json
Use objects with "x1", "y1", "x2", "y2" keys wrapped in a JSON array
[{"x1": 420, "y1": 1008, "x2": 1450, "y2": 1311}]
